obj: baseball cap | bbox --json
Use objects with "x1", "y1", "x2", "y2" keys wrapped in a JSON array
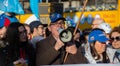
[
  {"x1": 98, "y1": 23, "x2": 112, "y2": 34},
  {"x1": 50, "y1": 13, "x2": 66, "y2": 23},
  {"x1": 88, "y1": 29, "x2": 109, "y2": 43},
  {"x1": 29, "y1": 21, "x2": 42, "y2": 32},
  {"x1": 0, "y1": 15, "x2": 10, "y2": 28}
]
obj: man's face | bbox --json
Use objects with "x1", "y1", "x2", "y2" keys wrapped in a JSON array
[
  {"x1": 92, "y1": 18, "x2": 104, "y2": 29},
  {"x1": 0, "y1": 27, "x2": 7, "y2": 39},
  {"x1": 50, "y1": 20, "x2": 64, "y2": 38},
  {"x1": 37, "y1": 25, "x2": 44, "y2": 36}
]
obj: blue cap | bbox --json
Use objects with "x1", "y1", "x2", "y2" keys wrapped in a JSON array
[
  {"x1": 88, "y1": 30, "x2": 109, "y2": 43},
  {"x1": 0, "y1": 15, "x2": 5, "y2": 28},
  {"x1": 0, "y1": 15, "x2": 10, "y2": 28},
  {"x1": 50, "y1": 13, "x2": 66, "y2": 23}
]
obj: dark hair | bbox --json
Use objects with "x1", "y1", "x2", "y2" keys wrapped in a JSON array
[
  {"x1": 90, "y1": 41, "x2": 109, "y2": 63},
  {"x1": 5, "y1": 22, "x2": 36, "y2": 65},
  {"x1": 109, "y1": 26, "x2": 120, "y2": 38},
  {"x1": 6, "y1": 22, "x2": 27, "y2": 45},
  {"x1": 80, "y1": 28, "x2": 92, "y2": 44},
  {"x1": 89, "y1": 28, "x2": 109, "y2": 63},
  {"x1": 45, "y1": 27, "x2": 51, "y2": 37}
]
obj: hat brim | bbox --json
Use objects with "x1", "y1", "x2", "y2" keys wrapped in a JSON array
[
  {"x1": 97, "y1": 37, "x2": 109, "y2": 43},
  {"x1": 52, "y1": 18, "x2": 66, "y2": 23}
]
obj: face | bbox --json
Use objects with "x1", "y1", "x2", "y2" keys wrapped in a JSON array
[
  {"x1": 37, "y1": 25, "x2": 44, "y2": 36},
  {"x1": 111, "y1": 32, "x2": 120, "y2": 49},
  {"x1": 92, "y1": 18, "x2": 104, "y2": 29},
  {"x1": 18, "y1": 26, "x2": 27, "y2": 42},
  {"x1": 74, "y1": 32, "x2": 80, "y2": 40},
  {"x1": 59, "y1": 20, "x2": 65, "y2": 29},
  {"x1": 0, "y1": 27, "x2": 7, "y2": 39},
  {"x1": 24, "y1": 26, "x2": 31, "y2": 39},
  {"x1": 50, "y1": 20, "x2": 64, "y2": 38},
  {"x1": 94, "y1": 41, "x2": 106, "y2": 54}
]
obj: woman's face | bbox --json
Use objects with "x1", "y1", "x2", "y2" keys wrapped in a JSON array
[
  {"x1": 18, "y1": 26, "x2": 27, "y2": 42},
  {"x1": 94, "y1": 41, "x2": 106, "y2": 54},
  {"x1": 24, "y1": 26, "x2": 31, "y2": 40},
  {"x1": 111, "y1": 32, "x2": 120, "y2": 49}
]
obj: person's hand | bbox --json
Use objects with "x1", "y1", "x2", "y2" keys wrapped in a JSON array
[
  {"x1": 13, "y1": 58, "x2": 27, "y2": 66},
  {"x1": 66, "y1": 44, "x2": 77, "y2": 54},
  {"x1": 54, "y1": 38, "x2": 64, "y2": 51}
]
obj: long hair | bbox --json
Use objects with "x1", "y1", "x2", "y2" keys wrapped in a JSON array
[
  {"x1": 90, "y1": 41, "x2": 101, "y2": 60},
  {"x1": 6, "y1": 22, "x2": 25, "y2": 46},
  {"x1": 90, "y1": 41, "x2": 109, "y2": 63},
  {"x1": 90, "y1": 28, "x2": 109, "y2": 63},
  {"x1": 5, "y1": 22, "x2": 36, "y2": 65}
]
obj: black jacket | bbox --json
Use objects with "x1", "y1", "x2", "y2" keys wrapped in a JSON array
[{"x1": 0, "y1": 40, "x2": 36, "y2": 66}]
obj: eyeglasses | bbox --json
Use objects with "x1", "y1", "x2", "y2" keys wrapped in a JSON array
[{"x1": 110, "y1": 36, "x2": 120, "y2": 41}]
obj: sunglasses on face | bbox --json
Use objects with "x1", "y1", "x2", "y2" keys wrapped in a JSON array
[{"x1": 110, "y1": 36, "x2": 120, "y2": 41}]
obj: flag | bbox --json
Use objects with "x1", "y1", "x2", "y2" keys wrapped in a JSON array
[
  {"x1": 30, "y1": 0, "x2": 42, "y2": 18},
  {"x1": 0, "y1": 0, "x2": 24, "y2": 14},
  {"x1": 38, "y1": 0, "x2": 42, "y2": 2}
]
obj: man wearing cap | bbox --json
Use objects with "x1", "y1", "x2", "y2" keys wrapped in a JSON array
[
  {"x1": 0, "y1": 14, "x2": 10, "y2": 66},
  {"x1": 36, "y1": 13, "x2": 87, "y2": 65},
  {"x1": 29, "y1": 21, "x2": 44, "y2": 49}
]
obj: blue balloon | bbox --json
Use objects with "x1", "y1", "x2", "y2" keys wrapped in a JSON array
[{"x1": 87, "y1": 14, "x2": 93, "y2": 24}]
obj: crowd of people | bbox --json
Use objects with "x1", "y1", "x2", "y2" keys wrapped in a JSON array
[{"x1": 0, "y1": 12, "x2": 120, "y2": 66}]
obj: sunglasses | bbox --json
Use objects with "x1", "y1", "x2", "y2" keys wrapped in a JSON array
[{"x1": 110, "y1": 36, "x2": 120, "y2": 41}]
